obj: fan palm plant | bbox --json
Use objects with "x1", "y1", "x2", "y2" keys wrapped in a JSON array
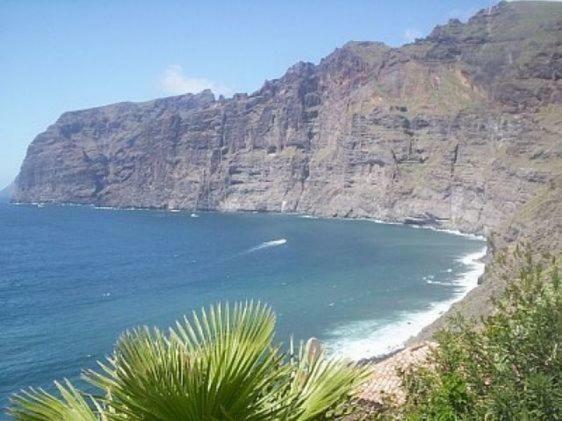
[{"x1": 10, "y1": 302, "x2": 371, "y2": 420}]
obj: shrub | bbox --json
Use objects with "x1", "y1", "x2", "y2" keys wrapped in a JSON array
[{"x1": 397, "y1": 248, "x2": 562, "y2": 420}]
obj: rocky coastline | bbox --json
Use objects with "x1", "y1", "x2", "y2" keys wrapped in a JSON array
[{"x1": 12, "y1": 1, "x2": 562, "y2": 341}]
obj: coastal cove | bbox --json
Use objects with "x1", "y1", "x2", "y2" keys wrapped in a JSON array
[
  {"x1": 2, "y1": 0, "x2": 562, "y2": 417},
  {"x1": 0, "y1": 203, "x2": 485, "y2": 408}
]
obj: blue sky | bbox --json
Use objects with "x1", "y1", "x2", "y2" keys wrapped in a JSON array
[{"x1": 0, "y1": 0, "x2": 500, "y2": 188}]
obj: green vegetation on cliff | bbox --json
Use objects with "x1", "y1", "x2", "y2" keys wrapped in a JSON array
[{"x1": 389, "y1": 249, "x2": 562, "y2": 420}]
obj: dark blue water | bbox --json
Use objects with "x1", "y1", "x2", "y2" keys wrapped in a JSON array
[{"x1": 0, "y1": 202, "x2": 485, "y2": 411}]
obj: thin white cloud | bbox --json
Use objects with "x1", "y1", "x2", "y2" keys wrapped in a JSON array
[
  {"x1": 159, "y1": 65, "x2": 232, "y2": 97},
  {"x1": 403, "y1": 28, "x2": 423, "y2": 43}
]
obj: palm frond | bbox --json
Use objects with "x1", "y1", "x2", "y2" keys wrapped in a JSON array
[
  {"x1": 10, "y1": 301, "x2": 372, "y2": 420},
  {"x1": 9, "y1": 379, "x2": 102, "y2": 421},
  {"x1": 283, "y1": 338, "x2": 372, "y2": 420},
  {"x1": 85, "y1": 301, "x2": 290, "y2": 420}
]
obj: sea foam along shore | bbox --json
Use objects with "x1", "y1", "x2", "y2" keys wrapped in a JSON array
[{"x1": 324, "y1": 246, "x2": 487, "y2": 361}]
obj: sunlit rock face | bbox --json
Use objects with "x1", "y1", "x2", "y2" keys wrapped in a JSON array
[{"x1": 14, "y1": 2, "x2": 562, "y2": 245}]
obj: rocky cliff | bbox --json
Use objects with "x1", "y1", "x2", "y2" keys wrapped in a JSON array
[{"x1": 13, "y1": 2, "x2": 562, "y2": 319}]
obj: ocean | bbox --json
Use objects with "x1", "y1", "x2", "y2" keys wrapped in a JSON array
[{"x1": 0, "y1": 202, "x2": 485, "y2": 411}]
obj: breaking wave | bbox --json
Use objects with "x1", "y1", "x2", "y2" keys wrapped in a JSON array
[
  {"x1": 324, "y1": 246, "x2": 487, "y2": 360},
  {"x1": 426, "y1": 279, "x2": 452, "y2": 286}
]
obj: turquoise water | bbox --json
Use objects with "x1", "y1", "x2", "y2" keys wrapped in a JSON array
[{"x1": 0, "y1": 203, "x2": 485, "y2": 410}]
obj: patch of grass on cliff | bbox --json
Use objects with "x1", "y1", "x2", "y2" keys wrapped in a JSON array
[
  {"x1": 397, "y1": 64, "x2": 484, "y2": 115},
  {"x1": 390, "y1": 247, "x2": 562, "y2": 420}
]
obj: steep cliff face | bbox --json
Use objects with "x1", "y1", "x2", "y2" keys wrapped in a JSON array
[{"x1": 15, "y1": 1, "x2": 562, "y2": 247}]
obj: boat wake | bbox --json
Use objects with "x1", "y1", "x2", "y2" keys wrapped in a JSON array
[{"x1": 246, "y1": 239, "x2": 287, "y2": 253}]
